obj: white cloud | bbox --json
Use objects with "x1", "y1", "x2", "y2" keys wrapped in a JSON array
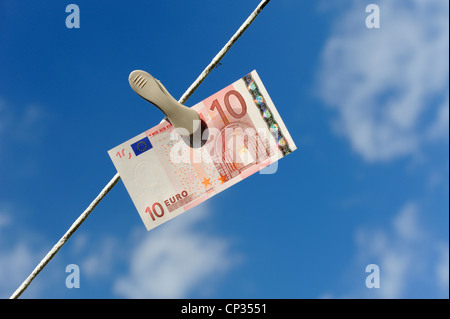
[
  {"x1": 80, "y1": 237, "x2": 117, "y2": 279},
  {"x1": 0, "y1": 205, "x2": 45, "y2": 298},
  {"x1": 0, "y1": 98, "x2": 50, "y2": 181},
  {"x1": 392, "y1": 202, "x2": 423, "y2": 242},
  {"x1": 337, "y1": 202, "x2": 448, "y2": 298},
  {"x1": 0, "y1": 214, "x2": 11, "y2": 228},
  {"x1": 0, "y1": 204, "x2": 12, "y2": 229},
  {"x1": 0, "y1": 202, "x2": 71, "y2": 299},
  {"x1": 0, "y1": 243, "x2": 36, "y2": 298},
  {"x1": 0, "y1": 97, "x2": 48, "y2": 150},
  {"x1": 436, "y1": 244, "x2": 449, "y2": 291},
  {"x1": 317, "y1": 0, "x2": 449, "y2": 162},
  {"x1": 427, "y1": 94, "x2": 449, "y2": 141},
  {"x1": 114, "y1": 204, "x2": 239, "y2": 298}
]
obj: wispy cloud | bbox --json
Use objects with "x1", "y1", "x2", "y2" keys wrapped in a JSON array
[
  {"x1": 0, "y1": 97, "x2": 50, "y2": 182},
  {"x1": 0, "y1": 203, "x2": 56, "y2": 298},
  {"x1": 75, "y1": 235, "x2": 117, "y2": 279},
  {"x1": 427, "y1": 93, "x2": 450, "y2": 142},
  {"x1": 0, "y1": 205, "x2": 12, "y2": 229},
  {"x1": 0, "y1": 96, "x2": 58, "y2": 298},
  {"x1": 0, "y1": 98, "x2": 48, "y2": 148},
  {"x1": 317, "y1": 0, "x2": 449, "y2": 162},
  {"x1": 326, "y1": 202, "x2": 449, "y2": 298},
  {"x1": 113, "y1": 204, "x2": 240, "y2": 298},
  {"x1": 0, "y1": 243, "x2": 36, "y2": 298},
  {"x1": 436, "y1": 244, "x2": 449, "y2": 291}
]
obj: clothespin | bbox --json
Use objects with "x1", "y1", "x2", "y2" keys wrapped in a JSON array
[{"x1": 129, "y1": 70, "x2": 208, "y2": 147}]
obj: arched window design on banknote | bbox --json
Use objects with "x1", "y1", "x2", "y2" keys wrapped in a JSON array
[{"x1": 212, "y1": 122, "x2": 270, "y2": 180}]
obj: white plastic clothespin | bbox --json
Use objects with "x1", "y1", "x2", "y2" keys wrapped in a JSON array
[{"x1": 129, "y1": 70, "x2": 208, "y2": 147}]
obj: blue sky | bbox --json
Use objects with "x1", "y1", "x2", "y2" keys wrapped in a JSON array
[{"x1": 0, "y1": 0, "x2": 448, "y2": 299}]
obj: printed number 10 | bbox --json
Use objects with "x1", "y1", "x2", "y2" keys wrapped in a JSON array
[
  {"x1": 210, "y1": 90, "x2": 247, "y2": 126},
  {"x1": 145, "y1": 202, "x2": 164, "y2": 221}
]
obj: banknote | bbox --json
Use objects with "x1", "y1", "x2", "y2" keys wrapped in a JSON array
[{"x1": 108, "y1": 70, "x2": 296, "y2": 230}]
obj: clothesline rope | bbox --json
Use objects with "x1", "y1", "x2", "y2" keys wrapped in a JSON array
[{"x1": 10, "y1": 0, "x2": 271, "y2": 299}]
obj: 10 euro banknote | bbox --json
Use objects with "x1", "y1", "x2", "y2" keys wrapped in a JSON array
[{"x1": 108, "y1": 70, "x2": 296, "y2": 230}]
